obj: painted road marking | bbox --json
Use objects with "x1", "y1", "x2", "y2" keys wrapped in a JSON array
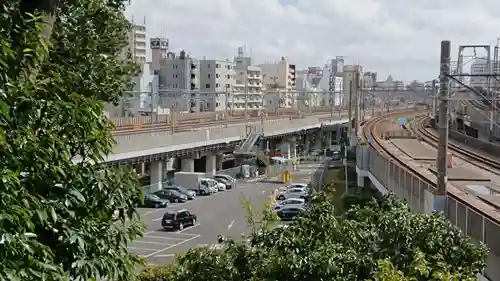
[
  {"x1": 132, "y1": 240, "x2": 172, "y2": 246},
  {"x1": 154, "y1": 254, "x2": 175, "y2": 258},
  {"x1": 142, "y1": 235, "x2": 186, "y2": 241},
  {"x1": 143, "y1": 234, "x2": 201, "y2": 258},
  {"x1": 128, "y1": 246, "x2": 158, "y2": 251}
]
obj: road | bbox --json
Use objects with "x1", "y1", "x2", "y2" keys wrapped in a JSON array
[{"x1": 130, "y1": 179, "x2": 301, "y2": 264}]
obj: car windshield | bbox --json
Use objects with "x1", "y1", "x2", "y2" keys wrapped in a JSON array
[{"x1": 176, "y1": 186, "x2": 189, "y2": 193}]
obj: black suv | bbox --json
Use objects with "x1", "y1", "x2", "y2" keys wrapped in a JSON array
[{"x1": 161, "y1": 209, "x2": 197, "y2": 230}]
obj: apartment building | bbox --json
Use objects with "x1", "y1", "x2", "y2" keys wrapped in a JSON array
[
  {"x1": 199, "y1": 60, "x2": 235, "y2": 112},
  {"x1": 157, "y1": 51, "x2": 201, "y2": 112},
  {"x1": 259, "y1": 57, "x2": 296, "y2": 108},
  {"x1": 124, "y1": 24, "x2": 147, "y2": 64},
  {"x1": 232, "y1": 47, "x2": 264, "y2": 112},
  {"x1": 233, "y1": 66, "x2": 263, "y2": 111}
]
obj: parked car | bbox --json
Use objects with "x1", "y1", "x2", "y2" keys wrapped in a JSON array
[
  {"x1": 163, "y1": 185, "x2": 196, "y2": 200},
  {"x1": 161, "y1": 209, "x2": 197, "y2": 230},
  {"x1": 154, "y1": 189, "x2": 188, "y2": 203},
  {"x1": 141, "y1": 194, "x2": 169, "y2": 208},
  {"x1": 276, "y1": 187, "x2": 308, "y2": 201},
  {"x1": 280, "y1": 183, "x2": 308, "y2": 191},
  {"x1": 276, "y1": 206, "x2": 305, "y2": 221},
  {"x1": 214, "y1": 177, "x2": 232, "y2": 190},
  {"x1": 213, "y1": 174, "x2": 236, "y2": 188},
  {"x1": 273, "y1": 198, "x2": 306, "y2": 210},
  {"x1": 205, "y1": 178, "x2": 225, "y2": 191}
]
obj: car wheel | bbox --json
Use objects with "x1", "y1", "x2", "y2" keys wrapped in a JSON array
[
  {"x1": 200, "y1": 190, "x2": 206, "y2": 196},
  {"x1": 192, "y1": 218, "x2": 196, "y2": 226},
  {"x1": 179, "y1": 223, "x2": 184, "y2": 230},
  {"x1": 174, "y1": 198, "x2": 179, "y2": 203},
  {"x1": 154, "y1": 203, "x2": 159, "y2": 208},
  {"x1": 278, "y1": 195, "x2": 285, "y2": 200}
]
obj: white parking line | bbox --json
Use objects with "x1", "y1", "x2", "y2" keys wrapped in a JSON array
[
  {"x1": 142, "y1": 235, "x2": 186, "y2": 241},
  {"x1": 154, "y1": 254, "x2": 175, "y2": 257},
  {"x1": 143, "y1": 234, "x2": 201, "y2": 258},
  {"x1": 132, "y1": 241, "x2": 172, "y2": 246},
  {"x1": 128, "y1": 246, "x2": 158, "y2": 251},
  {"x1": 141, "y1": 209, "x2": 167, "y2": 216}
]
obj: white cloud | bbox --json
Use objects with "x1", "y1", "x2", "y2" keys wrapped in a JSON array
[{"x1": 126, "y1": 0, "x2": 500, "y2": 82}]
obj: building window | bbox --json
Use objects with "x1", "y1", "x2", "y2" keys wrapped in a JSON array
[
  {"x1": 208, "y1": 74, "x2": 211, "y2": 78},
  {"x1": 226, "y1": 74, "x2": 231, "y2": 79},
  {"x1": 207, "y1": 64, "x2": 210, "y2": 68},
  {"x1": 216, "y1": 73, "x2": 220, "y2": 78},
  {"x1": 216, "y1": 83, "x2": 220, "y2": 88},
  {"x1": 216, "y1": 64, "x2": 220, "y2": 68},
  {"x1": 206, "y1": 83, "x2": 210, "y2": 88},
  {"x1": 225, "y1": 84, "x2": 231, "y2": 89},
  {"x1": 216, "y1": 102, "x2": 220, "y2": 107}
]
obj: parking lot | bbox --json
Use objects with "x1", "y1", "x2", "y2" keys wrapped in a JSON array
[{"x1": 131, "y1": 179, "x2": 294, "y2": 264}]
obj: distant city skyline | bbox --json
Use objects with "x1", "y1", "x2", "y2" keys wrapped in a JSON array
[{"x1": 125, "y1": 0, "x2": 500, "y2": 83}]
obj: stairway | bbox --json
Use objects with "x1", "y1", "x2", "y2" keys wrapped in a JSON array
[{"x1": 236, "y1": 133, "x2": 261, "y2": 153}]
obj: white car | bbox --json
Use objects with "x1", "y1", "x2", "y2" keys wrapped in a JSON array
[
  {"x1": 279, "y1": 183, "x2": 308, "y2": 192},
  {"x1": 276, "y1": 187, "x2": 308, "y2": 201},
  {"x1": 204, "y1": 178, "x2": 225, "y2": 191},
  {"x1": 272, "y1": 198, "x2": 306, "y2": 210}
]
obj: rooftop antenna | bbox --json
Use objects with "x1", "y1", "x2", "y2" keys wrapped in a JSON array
[{"x1": 143, "y1": 16, "x2": 146, "y2": 25}]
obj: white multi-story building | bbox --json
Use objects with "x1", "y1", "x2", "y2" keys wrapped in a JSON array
[
  {"x1": 199, "y1": 59, "x2": 235, "y2": 112},
  {"x1": 124, "y1": 24, "x2": 147, "y2": 64},
  {"x1": 231, "y1": 47, "x2": 264, "y2": 112},
  {"x1": 259, "y1": 57, "x2": 296, "y2": 108},
  {"x1": 233, "y1": 66, "x2": 263, "y2": 111}
]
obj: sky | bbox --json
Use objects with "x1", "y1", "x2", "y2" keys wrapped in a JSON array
[{"x1": 126, "y1": 0, "x2": 500, "y2": 83}]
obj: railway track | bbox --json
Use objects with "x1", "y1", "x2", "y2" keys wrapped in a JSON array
[
  {"x1": 411, "y1": 116, "x2": 500, "y2": 173},
  {"x1": 363, "y1": 110, "x2": 500, "y2": 280},
  {"x1": 112, "y1": 109, "x2": 336, "y2": 136}
]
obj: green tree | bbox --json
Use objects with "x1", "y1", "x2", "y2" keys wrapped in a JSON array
[
  {"x1": 139, "y1": 194, "x2": 487, "y2": 281},
  {"x1": 0, "y1": 0, "x2": 143, "y2": 280}
]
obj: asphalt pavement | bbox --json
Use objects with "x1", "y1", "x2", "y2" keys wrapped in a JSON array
[{"x1": 131, "y1": 179, "x2": 295, "y2": 265}]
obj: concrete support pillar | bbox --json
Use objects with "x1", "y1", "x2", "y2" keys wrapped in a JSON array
[
  {"x1": 303, "y1": 135, "x2": 311, "y2": 153},
  {"x1": 134, "y1": 163, "x2": 145, "y2": 175},
  {"x1": 205, "y1": 155, "x2": 216, "y2": 176},
  {"x1": 335, "y1": 124, "x2": 342, "y2": 144},
  {"x1": 280, "y1": 141, "x2": 291, "y2": 160},
  {"x1": 325, "y1": 131, "x2": 332, "y2": 147},
  {"x1": 150, "y1": 160, "x2": 163, "y2": 191},
  {"x1": 357, "y1": 175, "x2": 364, "y2": 187},
  {"x1": 216, "y1": 154, "x2": 224, "y2": 171},
  {"x1": 181, "y1": 158, "x2": 195, "y2": 172},
  {"x1": 165, "y1": 158, "x2": 175, "y2": 171},
  {"x1": 313, "y1": 131, "x2": 322, "y2": 150}
]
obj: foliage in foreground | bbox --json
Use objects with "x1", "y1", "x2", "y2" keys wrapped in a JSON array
[
  {"x1": 139, "y1": 193, "x2": 487, "y2": 281},
  {"x1": 0, "y1": 0, "x2": 144, "y2": 280}
]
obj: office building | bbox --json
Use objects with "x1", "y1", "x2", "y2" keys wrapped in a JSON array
[
  {"x1": 157, "y1": 50, "x2": 201, "y2": 112},
  {"x1": 342, "y1": 65, "x2": 363, "y2": 108},
  {"x1": 124, "y1": 23, "x2": 147, "y2": 64},
  {"x1": 259, "y1": 57, "x2": 296, "y2": 108}
]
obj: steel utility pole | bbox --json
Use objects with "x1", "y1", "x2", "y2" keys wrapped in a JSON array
[
  {"x1": 348, "y1": 80, "x2": 353, "y2": 144},
  {"x1": 436, "y1": 40, "x2": 451, "y2": 198},
  {"x1": 354, "y1": 70, "x2": 360, "y2": 137}
]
